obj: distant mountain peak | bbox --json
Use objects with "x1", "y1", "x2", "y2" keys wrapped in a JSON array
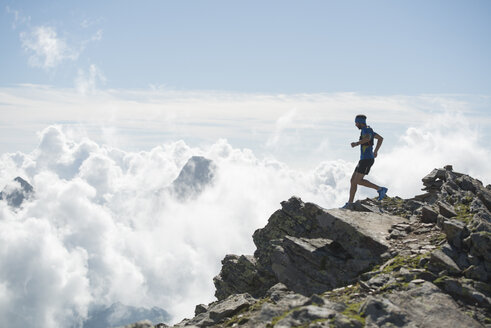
[
  {"x1": 83, "y1": 302, "x2": 170, "y2": 328},
  {"x1": 0, "y1": 176, "x2": 34, "y2": 208},
  {"x1": 171, "y1": 156, "x2": 216, "y2": 200}
]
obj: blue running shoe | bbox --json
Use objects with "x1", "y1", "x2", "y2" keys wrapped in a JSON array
[
  {"x1": 341, "y1": 202, "x2": 353, "y2": 210},
  {"x1": 377, "y1": 187, "x2": 388, "y2": 201}
]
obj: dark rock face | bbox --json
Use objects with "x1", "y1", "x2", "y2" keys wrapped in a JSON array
[
  {"x1": 0, "y1": 177, "x2": 34, "y2": 207},
  {"x1": 125, "y1": 166, "x2": 491, "y2": 328},
  {"x1": 270, "y1": 236, "x2": 352, "y2": 295},
  {"x1": 171, "y1": 156, "x2": 216, "y2": 200},
  {"x1": 213, "y1": 255, "x2": 265, "y2": 300}
]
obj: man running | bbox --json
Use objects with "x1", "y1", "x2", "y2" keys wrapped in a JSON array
[{"x1": 342, "y1": 114, "x2": 387, "y2": 209}]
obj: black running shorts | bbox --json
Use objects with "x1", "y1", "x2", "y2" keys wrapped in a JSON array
[{"x1": 355, "y1": 159, "x2": 375, "y2": 175}]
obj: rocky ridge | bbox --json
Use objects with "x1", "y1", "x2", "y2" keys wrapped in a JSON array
[{"x1": 128, "y1": 166, "x2": 491, "y2": 328}]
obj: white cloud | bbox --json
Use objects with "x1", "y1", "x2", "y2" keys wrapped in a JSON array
[
  {"x1": 266, "y1": 108, "x2": 298, "y2": 148},
  {"x1": 0, "y1": 214, "x2": 91, "y2": 328},
  {"x1": 7, "y1": 8, "x2": 103, "y2": 71},
  {"x1": 20, "y1": 26, "x2": 79, "y2": 69},
  {"x1": 0, "y1": 126, "x2": 355, "y2": 327},
  {"x1": 0, "y1": 113, "x2": 489, "y2": 327}
]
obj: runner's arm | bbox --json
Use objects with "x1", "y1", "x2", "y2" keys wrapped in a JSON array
[
  {"x1": 351, "y1": 134, "x2": 371, "y2": 148},
  {"x1": 373, "y1": 133, "x2": 383, "y2": 157}
]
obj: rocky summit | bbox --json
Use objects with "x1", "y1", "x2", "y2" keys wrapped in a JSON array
[
  {"x1": 128, "y1": 166, "x2": 491, "y2": 328},
  {"x1": 0, "y1": 176, "x2": 34, "y2": 208},
  {"x1": 171, "y1": 156, "x2": 216, "y2": 200}
]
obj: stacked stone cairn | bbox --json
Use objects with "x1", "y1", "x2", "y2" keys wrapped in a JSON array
[{"x1": 127, "y1": 166, "x2": 491, "y2": 328}]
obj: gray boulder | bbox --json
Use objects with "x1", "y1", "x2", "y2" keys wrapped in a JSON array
[
  {"x1": 422, "y1": 168, "x2": 446, "y2": 184},
  {"x1": 469, "y1": 231, "x2": 491, "y2": 263},
  {"x1": 477, "y1": 189, "x2": 491, "y2": 212},
  {"x1": 434, "y1": 277, "x2": 491, "y2": 308},
  {"x1": 252, "y1": 197, "x2": 326, "y2": 279},
  {"x1": 428, "y1": 249, "x2": 461, "y2": 275},
  {"x1": 208, "y1": 293, "x2": 255, "y2": 322},
  {"x1": 273, "y1": 305, "x2": 336, "y2": 327},
  {"x1": 362, "y1": 282, "x2": 484, "y2": 328},
  {"x1": 421, "y1": 206, "x2": 438, "y2": 223},
  {"x1": 457, "y1": 175, "x2": 479, "y2": 193},
  {"x1": 469, "y1": 211, "x2": 491, "y2": 233},
  {"x1": 270, "y1": 236, "x2": 354, "y2": 295},
  {"x1": 194, "y1": 304, "x2": 208, "y2": 316},
  {"x1": 442, "y1": 219, "x2": 469, "y2": 249},
  {"x1": 438, "y1": 201, "x2": 457, "y2": 218},
  {"x1": 184, "y1": 293, "x2": 255, "y2": 327},
  {"x1": 213, "y1": 255, "x2": 267, "y2": 300},
  {"x1": 464, "y1": 265, "x2": 489, "y2": 283}
]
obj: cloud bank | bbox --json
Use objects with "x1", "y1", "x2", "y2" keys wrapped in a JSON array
[
  {"x1": 0, "y1": 126, "x2": 353, "y2": 327},
  {"x1": 0, "y1": 113, "x2": 489, "y2": 328}
]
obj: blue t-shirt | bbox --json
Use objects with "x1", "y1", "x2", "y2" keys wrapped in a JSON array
[{"x1": 360, "y1": 127, "x2": 375, "y2": 160}]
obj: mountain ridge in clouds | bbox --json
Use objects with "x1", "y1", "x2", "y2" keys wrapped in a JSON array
[
  {"x1": 171, "y1": 156, "x2": 216, "y2": 201},
  {"x1": 0, "y1": 123, "x2": 489, "y2": 328},
  {"x1": 0, "y1": 176, "x2": 34, "y2": 207},
  {"x1": 83, "y1": 302, "x2": 170, "y2": 328}
]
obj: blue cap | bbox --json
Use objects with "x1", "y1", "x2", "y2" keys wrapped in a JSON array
[{"x1": 355, "y1": 116, "x2": 366, "y2": 124}]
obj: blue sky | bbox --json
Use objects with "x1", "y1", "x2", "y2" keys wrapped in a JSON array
[
  {"x1": 0, "y1": 0, "x2": 490, "y2": 167},
  {"x1": 1, "y1": 0, "x2": 491, "y2": 94}
]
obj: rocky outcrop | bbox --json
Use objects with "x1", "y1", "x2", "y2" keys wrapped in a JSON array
[
  {"x1": 0, "y1": 176, "x2": 34, "y2": 207},
  {"x1": 214, "y1": 200, "x2": 404, "y2": 300},
  {"x1": 214, "y1": 255, "x2": 265, "y2": 300},
  {"x1": 126, "y1": 165, "x2": 491, "y2": 328},
  {"x1": 362, "y1": 281, "x2": 483, "y2": 328},
  {"x1": 174, "y1": 294, "x2": 256, "y2": 327}
]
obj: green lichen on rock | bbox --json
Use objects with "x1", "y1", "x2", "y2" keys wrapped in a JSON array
[
  {"x1": 341, "y1": 302, "x2": 366, "y2": 326},
  {"x1": 380, "y1": 253, "x2": 429, "y2": 274},
  {"x1": 380, "y1": 196, "x2": 411, "y2": 217},
  {"x1": 429, "y1": 232, "x2": 447, "y2": 244},
  {"x1": 292, "y1": 318, "x2": 329, "y2": 328},
  {"x1": 323, "y1": 284, "x2": 361, "y2": 304},
  {"x1": 267, "y1": 307, "x2": 298, "y2": 327},
  {"x1": 379, "y1": 280, "x2": 410, "y2": 293},
  {"x1": 381, "y1": 196, "x2": 404, "y2": 207},
  {"x1": 223, "y1": 297, "x2": 271, "y2": 327},
  {"x1": 454, "y1": 202, "x2": 473, "y2": 224}
]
